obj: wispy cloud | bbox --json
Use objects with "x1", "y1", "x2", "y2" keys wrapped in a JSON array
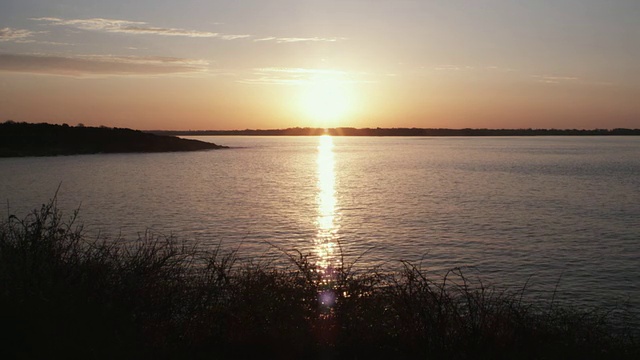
[
  {"x1": 37, "y1": 41, "x2": 74, "y2": 46},
  {"x1": 0, "y1": 27, "x2": 37, "y2": 42},
  {"x1": 254, "y1": 36, "x2": 343, "y2": 43},
  {"x1": 425, "y1": 65, "x2": 595, "y2": 86},
  {"x1": 239, "y1": 67, "x2": 369, "y2": 85},
  {"x1": 257, "y1": 67, "x2": 349, "y2": 76},
  {"x1": 431, "y1": 64, "x2": 518, "y2": 73},
  {"x1": 31, "y1": 17, "x2": 250, "y2": 40},
  {"x1": 0, "y1": 53, "x2": 209, "y2": 76},
  {"x1": 434, "y1": 65, "x2": 475, "y2": 71},
  {"x1": 485, "y1": 65, "x2": 516, "y2": 72},
  {"x1": 532, "y1": 74, "x2": 580, "y2": 84},
  {"x1": 30, "y1": 17, "x2": 343, "y2": 45}
]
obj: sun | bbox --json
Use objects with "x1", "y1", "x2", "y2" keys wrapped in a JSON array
[{"x1": 298, "y1": 76, "x2": 354, "y2": 127}]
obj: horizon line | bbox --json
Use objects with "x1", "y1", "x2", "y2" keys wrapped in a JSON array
[{"x1": 149, "y1": 126, "x2": 640, "y2": 132}]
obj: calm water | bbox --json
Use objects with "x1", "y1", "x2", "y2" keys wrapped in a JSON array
[{"x1": 1, "y1": 136, "x2": 639, "y2": 314}]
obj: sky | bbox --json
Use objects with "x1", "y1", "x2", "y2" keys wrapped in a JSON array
[{"x1": 1, "y1": 0, "x2": 639, "y2": 130}]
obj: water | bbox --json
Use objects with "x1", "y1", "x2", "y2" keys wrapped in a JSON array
[{"x1": 1, "y1": 136, "x2": 639, "y2": 315}]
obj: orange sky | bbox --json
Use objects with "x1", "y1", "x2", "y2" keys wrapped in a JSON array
[{"x1": 1, "y1": 1, "x2": 639, "y2": 130}]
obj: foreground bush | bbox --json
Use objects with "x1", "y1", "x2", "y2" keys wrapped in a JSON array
[{"x1": 1, "y1": 201, "x2": 638, "y2": 359}]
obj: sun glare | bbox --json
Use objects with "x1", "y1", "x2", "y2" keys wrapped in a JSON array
[
  {"x1": 315, "y1": 135, "x2": 339, "y2": 271},
  {"x1": 299, "y1": 76, "x2": 353, "y2": 127}
]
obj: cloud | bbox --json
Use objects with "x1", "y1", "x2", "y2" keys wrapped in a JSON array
[
  {"x1": 254, "y1": 36, "x2": 343, "y2": 43},
  {"x1": 219, "y1": 34, "x2": 252, "y2": 40},
  {"x1": 239, "y1": 67, "x2": 370, "y2": 85},
  {"x1": 257, "y1": 67, "x2": 349, "y2": 76},
  {"x1": 32, "y1": 17, "x2": 145, "y2": 30},
  {"x1": 0, "y1": 27, "x2": 36, "y2": 42},
  {"x1": 238, "y1": 68, "x2": 308, "y2": 85},
  {"x1": 30, "y1": 17, "x2": 342, "y2": 44},
  {"x1": 31, "y1": 17, "x2": 250, "y2": 39},
  {"x1": 431, "y1": 65, "x2": 519, "y2": 73},
  {"x1": 37, "y1": 41, "x2": 74, "y2": 46},
  {"x1": 252, "y1": 37, "x2": 276, "y2": 42},
  {"x1": 532, "y1": 74, "x2": 579, "y2": 84},
  {"x1": 434, "y1": 65, "x2": 474, "y2": 71},
  {"x1": 0, "y1": 53, "x2": 209, "y2": 76}
]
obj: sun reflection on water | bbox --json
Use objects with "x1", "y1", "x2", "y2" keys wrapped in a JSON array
[{"x1": 315, "y1": 135, "x2": 340, "y2": 310}]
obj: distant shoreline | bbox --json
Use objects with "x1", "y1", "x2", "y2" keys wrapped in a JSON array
[{"x1": 150, "y1": 127, "x2": 640, "y2": 137}]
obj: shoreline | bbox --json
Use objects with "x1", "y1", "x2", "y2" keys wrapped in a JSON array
[
  {"x1": 0, "y1": 121, "x2": 228, "y2": 157},
  {"x1": 151, "y1": 127, "x2": 640, "y2": 137}
]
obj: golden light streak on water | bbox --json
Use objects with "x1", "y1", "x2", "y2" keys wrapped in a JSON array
[
  {"x1": 315, "y1": 135, "x2": 339, "y2": 271},
  {"x1": 315, "y1": 135, "x2": 340, "y2": 311}
]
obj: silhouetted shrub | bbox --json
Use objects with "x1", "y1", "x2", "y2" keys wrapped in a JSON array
[{"x1": 1, "y1": 199, "x2": 638, "y2": 359}]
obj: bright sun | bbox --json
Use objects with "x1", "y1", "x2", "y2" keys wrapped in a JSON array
[{"x1": 298, "y1": 76, "x2": 354, "y2": 127}]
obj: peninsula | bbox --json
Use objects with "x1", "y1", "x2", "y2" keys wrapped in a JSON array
[{"x1": 0, "y1": 122, "x2": 227, "y2": 157}]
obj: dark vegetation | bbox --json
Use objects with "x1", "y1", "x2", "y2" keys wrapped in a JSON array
[
  {"x1": 0, "y1": 121, "x2": 227, "y2": 157},
  {"x1": 152, "y1": 127, "x2": 640, "y2": 137},
  {"x1": 4, "y1": 122, "x2": 637, "y2": 358},
  {"x1": 1, "y1": 200, "x2": 638, "y2": 359}
]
